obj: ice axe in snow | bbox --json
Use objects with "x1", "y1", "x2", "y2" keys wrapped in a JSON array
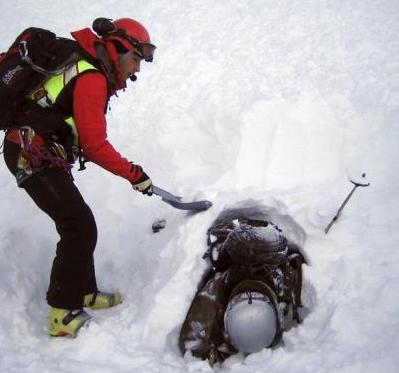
[
  {"x1": 152, "y1": 185, "x2": 212, "y2": 212},
  {"x1": 324, "y1": 173, "x2": 370, "y2": 234}
]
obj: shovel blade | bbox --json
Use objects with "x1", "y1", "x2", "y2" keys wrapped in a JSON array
[{"x1": 152, "y1": 186, "x2": 212, "y2": 212}]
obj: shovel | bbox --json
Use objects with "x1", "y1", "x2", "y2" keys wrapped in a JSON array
[{"x1": 152, "y1": 185, "x2": 212, "y2": 212}]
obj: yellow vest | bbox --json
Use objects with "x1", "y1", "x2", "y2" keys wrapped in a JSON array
[{"x1": 31, "y1": 60, "x2": 98, "y2": 145}]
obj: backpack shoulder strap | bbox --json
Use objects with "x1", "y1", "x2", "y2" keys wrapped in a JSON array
[{"x1": 64, "y1": 60, "x2": 98, "y2": 86}]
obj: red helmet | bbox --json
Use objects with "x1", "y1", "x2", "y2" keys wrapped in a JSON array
[
  {"x1": 93, "y1": 17, "x2": 156, "y2": 62},
  {"x1": 114, "y1": 18, "x2": 151, "y2": 44}
]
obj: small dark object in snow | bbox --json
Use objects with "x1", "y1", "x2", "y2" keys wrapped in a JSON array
[{"x1": 152, "y1": 219, "x2": 166, "y2": 233}]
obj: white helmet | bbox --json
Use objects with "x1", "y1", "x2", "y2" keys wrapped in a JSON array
[{"x1": 224, "y1": 281, "x2": 280, "y2": 354}]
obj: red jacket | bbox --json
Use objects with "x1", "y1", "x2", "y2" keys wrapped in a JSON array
[
  {"x1": 7, "y1": 28, "x2": 143, "y2": 183},
  {"x1": 72, "y1": 71, "x2": 142, "y2": 182}
]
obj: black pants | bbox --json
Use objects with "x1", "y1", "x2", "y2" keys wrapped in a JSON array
[{"x1": 3, "y1": 140, "x2": 98, "y2": 309}]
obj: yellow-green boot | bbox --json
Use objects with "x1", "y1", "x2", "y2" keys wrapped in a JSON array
[
  {"x1": 84, "y1": 291, "x2": 123, "y2": 310},
  {"x1": 48, "y1": 307, "x2": 91, "y2": 337}
]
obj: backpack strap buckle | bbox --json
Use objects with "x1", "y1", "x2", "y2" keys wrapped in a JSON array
[
  {"x1": 18, "y1": 126, "x2": 35, "y2": 150},
  {"x1": 19, "y1": 41, "x2": 28, "y2": 59}
]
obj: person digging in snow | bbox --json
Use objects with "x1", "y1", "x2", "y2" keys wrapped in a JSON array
[{"x1": 2, "y1": 18, "x2": 155, "y2": 337}]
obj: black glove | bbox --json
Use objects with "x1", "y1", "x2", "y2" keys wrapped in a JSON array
[{"x1": 132, "y1": 170, "x2": 153, "y2": 195}]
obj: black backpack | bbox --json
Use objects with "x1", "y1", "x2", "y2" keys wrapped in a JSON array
[
  {"x1": 206, "y1": 216, "x2": 306, "y2": 323},
  {"x1": 0, "y1": 27, "x2": 82, "y2": 132}
]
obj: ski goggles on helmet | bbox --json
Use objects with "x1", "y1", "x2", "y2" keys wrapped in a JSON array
[
  {"x1": 126, "y1": 36, "x2": 156, "y2": 62},
  {"x1": 106, "y1": 31, "x2": 156, "y2": 62}
]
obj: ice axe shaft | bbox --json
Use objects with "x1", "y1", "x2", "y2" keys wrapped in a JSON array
[
  {"x1": 152, "y1": 185, "x2": 212, "y2": 212},
  {"x1": 324, "y1": 175, "x2": 370, "y2": 234}
]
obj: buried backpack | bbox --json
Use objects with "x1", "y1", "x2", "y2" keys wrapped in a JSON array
[
  {"x1": 0, "y1": 27, "x2": 83, "y2": 139},
  {"x1": 179, "y1": 216, "x2": 307, "y2": 364},
  {"x1": 207, "y1": 218, "x2": 306, "y2": 323}
]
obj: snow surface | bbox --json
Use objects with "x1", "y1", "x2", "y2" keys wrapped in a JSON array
[{"x1": 1, "y1": 0, "x2": 399, "y2": 372}]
